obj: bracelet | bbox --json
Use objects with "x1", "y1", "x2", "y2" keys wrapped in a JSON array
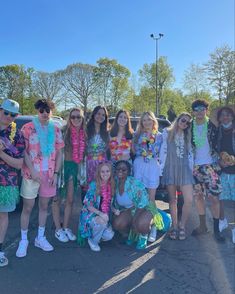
[{"x1": 54, "y1": 171, "x2": 59, "y2": 175}]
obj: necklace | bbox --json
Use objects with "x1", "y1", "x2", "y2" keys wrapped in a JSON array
[
  {"x1": 100, "y1": 182, "x2": 112, "y2": 214},
  {"x1": 174, "y1": 133, "x2": 184, "y2": 158},
  {"x1": 33, "y1": 117, "x2": 55, "y2": 157},
  {"x1": 141, "y1": 128, "x2": 158, "y2": 162},
  {"x1": 9, "y1": 122, "x2": 16, "y2": 143},
  {"x1": 193, "y1": 117, "x2": 209, "y2": 148},
  {"x1": 71, "y1": 126, "x2": 85, "y2": 163}
]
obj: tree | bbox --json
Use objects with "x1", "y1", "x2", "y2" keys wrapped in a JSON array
[
  {"x1": 94, "y1": 58, "x2": 130, "y2": 113},
  {"x1": 183, "y1": 63, "x2": 209, "y2": 99},
  {"x1": 32, "y1": 71, "x2": 62, "y2": 101},
  {"x1": 138, "y1": 57, "x2": 175, "y2": 114},
  {"x1": 205, "y1": 45, "x2": 235, "y2": 105},
  {"x1": 60, "y1": 63, "x2": 97, "y2": 113},
  {"x1": 0, "y1": 64, "x2": 34, "y2": 114}
]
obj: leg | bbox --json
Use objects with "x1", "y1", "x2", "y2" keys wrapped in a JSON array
[
  {"x1": 63, "y1": 179, "x2": 74, "y2": 229},
  {"x1": 20, "y1": 198, "x2": 35, "y2": 231},
  {"x1": 112, "y1": 209, "x2": 132, "y2": 235},
  {"x1": 179, "y1": 185, "x2": 193, "y2": 229},
  {"x1": 0, "y1": 212, "x2": 8, "y2": 246},
  {"x1": 132, "y1": 209, "x2": 152, "y2": 235},
  {"x1": 167, "y1": 185, "x2": 178, "y2": 229},
  {"x1": 148, "y1": 188, "x2": 156, "y2": 204},
  {"x1": 52, "y1": 196, "x2": 61, "y2": 231},
  {"x1": 38, "y1": 197, "x2": 51, "y2": 228}
]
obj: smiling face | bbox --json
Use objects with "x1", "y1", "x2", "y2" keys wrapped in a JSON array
[
  {"x1": 142, "y1": 114, "x2": 154, "y2": 131},
  {"x1": 117, "y1": 112, "x2": 128, "y2": 128},
  {"x1": 0, "y1": 109, "x2": 18, "y2": 127},
  {"x1": 94, "y1": 108, "x2": 106, "y2": 125},
  {"x1": 38, "y1": 106, "x2": 52, "y2": 124},
  {"x1": 193, "y1": 106, "x2": 207, "y2": 121},
  {"x1": 70, "y1": 110, "x2": 83, "y2": 128},
  {"x1": 100, "y1": 164, "x2": 111, "y2": 182},
  {"x1": 178, "y1": 115, "x2": 191, "y2": 130},
  {"x1": 115, "y1": 162, "x2": 129, "y2": 180},
  {"x1": 219, "y1": 109, "x2": 233, "y2": 126}
]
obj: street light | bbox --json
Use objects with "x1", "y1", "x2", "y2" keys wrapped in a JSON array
[{"x1": 150, "y1": 33, "x2": 164, "y2": 116}]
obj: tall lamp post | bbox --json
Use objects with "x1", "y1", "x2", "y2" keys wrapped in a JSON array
[{"x1": 150, "y1": 33, "x2": 164, "y2": 117}]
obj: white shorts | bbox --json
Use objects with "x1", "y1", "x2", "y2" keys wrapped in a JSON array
[{"x1": 133, "y1": 157, "x2": 160, "y2": 189}]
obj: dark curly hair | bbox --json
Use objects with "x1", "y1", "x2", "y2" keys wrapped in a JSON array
[
  {"x1": 191, "y1": 99, "x2": 209, "y2": 110},
  {"x1": 34, "y1": 99, "x2": 55, "y2": 110}
]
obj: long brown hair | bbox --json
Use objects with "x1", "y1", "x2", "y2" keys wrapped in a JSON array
[
  {"x1": 64, "y1": 108, "x2": 86, "y2": 153},
  {"x1": 110, "y1": 110, "x2": 133, "y2": 139},
  {"x1": 134, "y1": 111, "x2": 158, "y2": 143},
  {"x1": 95, "y1": 162, "x2": 115, "y2": 197}
]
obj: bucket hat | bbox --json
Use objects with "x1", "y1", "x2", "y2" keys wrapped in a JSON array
[{"x1": 0, "y1": 99, "x2": 20, "y2": 114}]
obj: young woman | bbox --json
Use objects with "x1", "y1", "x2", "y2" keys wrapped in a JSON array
[
  {"x1": 160, "y1": 113, "x2": 194, "y2": 240},
  {"x1": 216, "y1": 107, "x2": 235, "y2": 243},
  {"x1": 52, "y1": 108, "x2": 86, "y2": 242},
  {"x1": 112, "y1": 160, "x2": 164, "y2": 250},
  {"x1": 86, "y1": 106, "x2": 109, "y2": 184},
  {"x1": 79, "y1": 162, "x2": 115, "y2": 252},
  {"x1": 132, "y1": 111, "x2": 162, "y2": 242},
  {"x1": 109, "y1": 110, "x2": 133, "y2": 166}
]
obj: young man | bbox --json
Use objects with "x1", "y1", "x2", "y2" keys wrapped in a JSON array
[
  {"x1": 0, "y1": 99, "x2": 25, "y2": 267},
  {"x1": 191, "y1": 99, "x2": 224, "y2": 242},
  {"x1": 16, "y1": 99, "x2": 64, "y2": 258}
]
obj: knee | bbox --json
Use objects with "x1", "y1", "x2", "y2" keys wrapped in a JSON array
[
  {"x1": 66, "y1": 197, "x2": 73, "y2": 207},
  {"x1": 23, "y1": 205, "x2": 33, "y2": 215},
  {"x1": 112, "y1": 217, "x2": 129, "y2": 232}
]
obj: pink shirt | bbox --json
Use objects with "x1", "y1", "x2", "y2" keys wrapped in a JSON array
[{"x1": 21, "y1": 121, "x2": 64, "y2": 179}]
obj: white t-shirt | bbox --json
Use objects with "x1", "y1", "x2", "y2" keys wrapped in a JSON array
[
  {"x1": 116, "y1": 191, "x2": 133, "y2": 208},
  {"x1": 194, "y1": 124, "x2": 213, "y2": 165}
]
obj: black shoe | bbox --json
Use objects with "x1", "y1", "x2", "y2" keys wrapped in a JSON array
[
  {"x1": 192, "y1": 227, "x2": 209, "y2": 236},
  {"x1": 214, "y1": 232, "x2": 225, "y2": 243}
]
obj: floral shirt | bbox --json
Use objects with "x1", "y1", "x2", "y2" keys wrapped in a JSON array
[
  {"x1": 0, "y1": 124, "x2": 25, "y2": 186},
  {"x1": 21, "y1": 121, "x2": 64, "y2": 179},
  {"x1": 87, "y1": 134, "x2": 107, "y2": 159},
  {"x1": 79, "y1": 181, "x2": 112, "y2": 238},
  {"x1": 133, "y1": 131, "x2": 162, "y2": 161},
  {"x1": 109, "y1": 136, "x2": 132, "y2": 162},
  {"x1": 113, "y1": 176, "x2": 149, "y2": 213}
]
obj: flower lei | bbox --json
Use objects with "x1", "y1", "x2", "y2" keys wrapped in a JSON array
[
  {"x1": 9, "y1": 122, "x2": 16, "y2": 143},
  {"x1": 174, "y1": 133, "x2": 184, "y2": 158},
  {"x1": 193, "y1": 117, "x2": 209, "y2": 148},
  {"x1": 71, "y1": 126, "x2": 85, "y2": 163},
  {"x1": 100, "y1": 181, "x2": 112, "y2": 214},
  {"x1": 33, "y1": 117, "x2": 55, "y2": 157},
  {"x1": 141, "y1": 128, "x2": 158, "y2": 161},
  {"x1": 109, "y1": 136, "x2": 131, "y2": 161}
]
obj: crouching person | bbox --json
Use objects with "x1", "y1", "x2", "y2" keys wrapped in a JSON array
[{"x1": 79, "y1": 162, "x2": 115, "y2": 252}]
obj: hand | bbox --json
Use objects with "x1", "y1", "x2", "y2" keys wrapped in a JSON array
[
  {"x1": 100, "y1": 212, "x2": 109, "y2": 222},
  {"x1": 50, "y1": 174, "x2": 58, "y2": 187},
  {"x1": 113, "y1": 209, "x2": 120, "y2": 216},
  {"x1": 219, "y1": 159, "x2": 229, "y2": 168},
  {"x1": 31, "y1": 170, "x2": 41, "y2": 183}
]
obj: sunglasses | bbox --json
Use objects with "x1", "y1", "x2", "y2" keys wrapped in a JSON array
[
  {"x1": 193, "y1": 106, "x2": 206, "y2": 112},
  {"x1": 3, "y1": 110, "x2": 17, "y2": 118},
  {"x1": 39, "y1": 108, "x2": 50, "y2": 114},
  {"x1": 70, "y1": 115, "x2": 82, "y2": 120},
  {"x1": 180, "y1": 118, "x2": 191, "y2": 126}
]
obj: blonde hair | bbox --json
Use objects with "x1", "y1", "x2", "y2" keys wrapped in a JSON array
[
  {"x1": 134, "y1": 111, "x2": 159, "y2": 143},
  {"x1": 167, "y1": 112, "x2": 192, "y2": 148},
  {"x1": 95, "y1": 162, "x2": 115, "y2": 197}
]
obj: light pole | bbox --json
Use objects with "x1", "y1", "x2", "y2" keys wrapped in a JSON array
[{"x1": 150, "y1": 33, "x2": 164, "y2": 116}]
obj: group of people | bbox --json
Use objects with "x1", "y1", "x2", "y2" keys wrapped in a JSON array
[{"x1": 0, "y1": 97, "x2": 234, "y2": 268}]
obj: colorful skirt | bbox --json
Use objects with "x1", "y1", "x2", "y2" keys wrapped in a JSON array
[
  {"x1": 87, "y1": 154, "x2": 107, "y2": 183},
  {"x1": 0, "y1": 186, "x2": 19, "y2": 212}
]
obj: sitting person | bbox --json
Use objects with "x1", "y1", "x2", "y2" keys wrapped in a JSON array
[
  {"x1": 112, "y1": 160, "x2": 164, "y2": 250},
  {"x1": 79, "y1": 162, "x2": 115, "y2": 252}
]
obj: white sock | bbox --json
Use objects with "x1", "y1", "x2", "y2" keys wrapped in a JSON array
[
  {"x1": 21, "y1": 229, "x2": 28, "y2": 240},
  {"x1": 37, "y1": 226, "x2": 45, "y2": 239}
]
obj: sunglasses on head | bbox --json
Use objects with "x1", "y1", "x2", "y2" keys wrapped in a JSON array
[
  {"x1": 70, "y1": 115, "x2": 82, "y2": 120},
  {"x1": 193, "y1": 106, "x2": 206, "y2": 112},
  {"x1": 39, "y1": 108, "x2": 50, "y2": 114},
  {"x1": 180, "y1": 118, "x2": 191, "y2": 126},
  {"x1": 3, "y1": 110, "x2": 17, "y2": 118}
]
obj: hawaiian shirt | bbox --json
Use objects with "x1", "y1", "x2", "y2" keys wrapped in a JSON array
[
  {"x1": 109, "y1": 136, "x2": 132, "y2": 162},
  {"x1": 87, "y1": 134, "x2": 107, "y2": 159},
  {"x1": 113, "y1": 176, "x2": 150, "y2": 213},
  {"x1": 133, "y1": 132, "x2": 162, "y2": 160},
  {"x1": 0, "y1": 124, "x2": 25, "y2": 186},
  {"x1": 21, "y1": 121, "x2": 64, "y2": 179}
]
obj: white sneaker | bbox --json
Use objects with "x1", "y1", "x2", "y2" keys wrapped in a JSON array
[
  {"x1": 35, "y1": 237, "x2": 54, "y2": 251},
  {"x1": 148, "y1": 226, "x2": 157, "y2": 243},
  {"x1": 16, "y1": 239, "x2": 29, "y2": 258},
  {"x1": 232, "y1": 228, "x2": 235, "y2": 244},
  {"x1": 219, "y1": 218, "x2": 228, "y2": 232},
  {"x1": 0, "y1": 252, "x2": 8, "y2": 267},
  {"x1": 88, "y1": 238, "x2": 101, "y2": 252},
  {"x1": 64, "y1": 228, "x2": 76, "y2": 241},
  {"x1": 55, "y1": 229, "x2": 69, "y2": 242}
]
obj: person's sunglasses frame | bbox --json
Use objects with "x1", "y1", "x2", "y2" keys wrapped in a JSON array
[
  {"x1": 70, "y1": 115, "x2": 82, "y2": 120},
  {"x1": 3, "y1": 110, "x2": 18, "y2": 118},
  {"x1": 39, "y1": 108, "x2": 50, "y2": 114},
  {"x1": 180, "y1": 118, "x2": 191, "y2": 126}
]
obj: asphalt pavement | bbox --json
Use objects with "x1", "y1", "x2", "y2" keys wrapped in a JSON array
[{"x1": 1, "y1": 197, "x2": 235, "y2": 294}]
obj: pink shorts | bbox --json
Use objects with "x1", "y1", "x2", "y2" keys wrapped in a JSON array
[{"x1": 21, "y1": 171, "x2": 56, "y2": 199}]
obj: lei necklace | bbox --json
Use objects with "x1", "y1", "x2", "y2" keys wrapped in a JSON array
[
  {"x1": 109, "y1": 136, "x2": 131, "y2": 161},
  {"x1": 33, "y1": 117, "x2": 55, "y2": 157},
  {"x1": 100, "y1": 181, "x2": 112, "y2": 214},
  {"x1": 71, "y1": 126, "x2": 85, "y2": 163},
  {"x1": 9, "y1": 122, "x2": 16, "y2": 143},
  {"x1": 192, "y1": 117, "x2": 209, "y2": 148},
  {"x1": 174, "y1": 133, "x2": 184, "y2": 158},
  {"x1": 141, "y1": 128, "x2": 158, "y2": 161}
]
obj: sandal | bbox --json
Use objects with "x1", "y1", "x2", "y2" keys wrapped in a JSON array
[
  {"x1": 178, "y1": 228, "x2": 186, "y2": 241},
  {"x1": 169, "y1": 229, "x2": 178, "y2": 240}
]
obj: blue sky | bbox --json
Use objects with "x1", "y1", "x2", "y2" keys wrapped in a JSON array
[{"x1": 0, "y1": 0, "x2": 234, "y2": 89}]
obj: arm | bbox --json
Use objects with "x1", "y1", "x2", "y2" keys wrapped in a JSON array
[
  {"x1": 159, "y1": 129, "x2": 168, "y2": 175},
  {"x1": 51, "y1": 148, "x2": 63, "y2": 186},
  {"x1": 0, "y1": 147, "x2": 23, "y2": 169}
]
